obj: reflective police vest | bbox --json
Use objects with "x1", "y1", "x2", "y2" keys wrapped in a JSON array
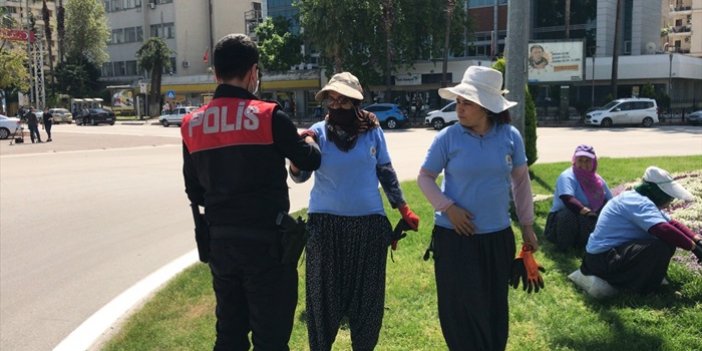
[{"x1": 181, "y1": 97, "x2": 277, "y2": 154}]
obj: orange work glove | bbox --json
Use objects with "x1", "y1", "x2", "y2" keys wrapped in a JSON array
[
  {"x1": 519, "y1": 244, "x2": 545, "y2": 293},
  {"x1": 398, "y1": 203, "x2": 419, "y2": 231}
]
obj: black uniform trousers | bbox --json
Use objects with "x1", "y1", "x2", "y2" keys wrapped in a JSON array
[
  {"x1": 433, "y1": 226, "x2": 516, "y2": 351},
  {"x1": 581, "y1": 238, "x2": 675, "y2": 294},
  {"x1": 208, "y1": 227, "x2": 297, "y2": 351}
]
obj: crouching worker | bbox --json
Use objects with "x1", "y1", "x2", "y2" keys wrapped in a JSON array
[
  {"x1": 581, "y1": 166, "x2": 702, "y2": 294},
  {"x1": 181, "y1": 33, "x2": 321, "y2": 350},
  {"x1": 544, "y1": 145, "x2": 613, "y2": 251}
]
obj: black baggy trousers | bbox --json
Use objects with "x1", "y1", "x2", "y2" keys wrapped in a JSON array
[
  {"x1": 208, "y1": 227, "x2": 297, "y2": 351},
  {"x1": 433, "y1": 226, "x2": 516, "y2": 351}
]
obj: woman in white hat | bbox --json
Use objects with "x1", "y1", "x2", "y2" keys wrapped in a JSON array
[
  {"x1": 289, "y1": 71, "x2": 420, "y2": 351},
  {"x1": 544, "y1": 144, "x2": 613, "y2": 251},
  {"x1": 581, "y1": 166, "x2": 701, "y2": 294},
  {"x1": 416, "y1": 65, "x2": 538, "y2": 350}
]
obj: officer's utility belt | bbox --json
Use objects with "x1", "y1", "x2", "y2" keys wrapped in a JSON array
[{"x1": 209, "y1": 226, "x2": 281, "y2": 244}]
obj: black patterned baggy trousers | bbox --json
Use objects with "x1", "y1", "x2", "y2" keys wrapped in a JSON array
[{"x1": 305, "y1": 213, "x2": 392, "y2": 351}]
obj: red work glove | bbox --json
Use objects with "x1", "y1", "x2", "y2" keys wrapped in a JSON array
[
  {"x1": 398, "y1": 203, "x2": 419, "y2": 231},
  {"x1": 519, "y1": 244, "x2": 545, "y2": 293}
]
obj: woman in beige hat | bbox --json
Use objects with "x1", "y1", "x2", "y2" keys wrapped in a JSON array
[
  {"x1": 581, "y1": 166, "x2": 701, "y2": 294},
  {"x1": 417, "y1": 65, "x2": 538, "y2": 350},
  {"x1": 289, "y1": 72, "x2": 420, "y2": 351}
]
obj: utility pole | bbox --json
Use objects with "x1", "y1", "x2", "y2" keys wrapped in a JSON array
[{"x1": 505, "y1": 0, "x2": 528, "y2": 136}]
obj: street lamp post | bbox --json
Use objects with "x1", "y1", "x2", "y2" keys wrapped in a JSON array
[
  {"x1": 590, "y1": 46, "x2": 597, "y2": 107},
  {"x1": 668, "y1": 50, "x2": 673, "y2": 97}
]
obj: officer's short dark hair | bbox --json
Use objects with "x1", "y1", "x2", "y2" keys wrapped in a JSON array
[{"x1": 213, "y1": 33, "x2": 259, "y2": 81}]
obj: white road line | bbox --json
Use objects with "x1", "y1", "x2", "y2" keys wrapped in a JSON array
[{"x1": 52, "y1": 250, "x2": 199, "y2": 351}]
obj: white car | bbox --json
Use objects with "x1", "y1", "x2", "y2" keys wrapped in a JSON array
[
  {"x1": 48, "y1": 108, "x2": 73, "y2": 124},
  {"x1": 159, "y1": 106, "x2": 196, "y2": 127},
  {"x1": 424, "y1": 101, "x2": 457, "y2": 130},
  {"x1": 585, "y1": 98, "x2": 659, "y2": 127},
  {"x1": 0, "y1": 114, "x2": 22, "y2": 139}
]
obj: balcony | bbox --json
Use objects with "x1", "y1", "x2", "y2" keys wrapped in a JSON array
[
  {"x1": 670, "y1": 5, "x2": 692, "y2": 13},
  {"x1": 668, "y1": 25, "x2": 692, "y2": 34}
]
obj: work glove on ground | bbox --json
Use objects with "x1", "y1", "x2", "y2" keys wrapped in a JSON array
[
  {"x1": 511, "y1": 244, "x2": 546, "y2": 293},
  {"x1": 398, "y1": 203, "x2": 420, "y2": 231}
]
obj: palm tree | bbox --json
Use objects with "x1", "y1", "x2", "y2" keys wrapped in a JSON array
[
  {"x1": 57, "y1": 0, "x2": 65, "y2": 62},
  {"x1": 136, "y1": 37, "x2": 172, "y2": 117},
  {"x1": 42, "y1": 0, "x2": 55, "y2": 84}
]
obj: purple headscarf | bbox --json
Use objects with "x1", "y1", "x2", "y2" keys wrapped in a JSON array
[{"x1": 572, "y1": 144, "x2": 606, "y2": 212}]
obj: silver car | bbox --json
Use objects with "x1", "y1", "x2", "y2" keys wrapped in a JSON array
[
  {"x1": 48, "y1": 108, "x2": 73, "y2": 124},
  {"x1": 687, "y1": 110, "x2": 702, "y2": 125}
]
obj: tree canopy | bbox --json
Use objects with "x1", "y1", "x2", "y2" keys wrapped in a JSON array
[
  {"x1": 54, "y1": 54, "x2": 101, "y2": 97},
  {"x1": 0, "y1": 47, "x2": 30, "y2": 92},
  {"x1": 64, "y1": 0, "x2": 110, "y2": 65},
  {"x1": 255, "y1": 17, "x2": 303, "y2": 72},
  {"x1": 296, "y1": 0, "x2": 469, "y2": 86}
]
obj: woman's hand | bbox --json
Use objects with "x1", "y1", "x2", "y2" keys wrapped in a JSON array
[
  {"x1": 521, "y1": 224, "x2": 539, "y2": 251},
  {"x1": 446, "y1": 204, "x2": 476, "y2": 236}
]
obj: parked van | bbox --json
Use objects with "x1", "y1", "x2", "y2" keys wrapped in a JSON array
[{"x1": 585, "y1": 98, "x2": 659, "y2": 127}]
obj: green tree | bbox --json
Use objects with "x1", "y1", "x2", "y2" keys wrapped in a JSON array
[
  {"x1": 493, "y1": 58, "x2": 538, "y2": 166},
  {"x1": 54, "y1": 54, "x2": 101, "y2": 97},
  {"x1": 297, "y1": 0, "x2": 468, "y2": 89},
  {"x1": 0, "y1": 8, "x2": 30, "y2": 93},
  {"x1": 255, "y1": 17, "x2": 303, "y2": 72},
  {"x1": 64, "y1": 0, "x2": 110, "y2": 66},
  {"x1": 137, "y1": 37, "x2": 172, "y2": 117},
  {"x1": 57, "y1": 0, "x2": 65, "y2": 62},
  {"x1": 0, "y1": 47, "x2": 30, "y2": 92},
  {"x1": 42, "y1": 0, "x2": 55, "y2": 83}
]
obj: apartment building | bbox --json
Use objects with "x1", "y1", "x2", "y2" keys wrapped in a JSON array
[
  {"x1": 662, "y1": 0, "x2": 701, "y2": 56},
  {"x1": 103, "y1": 0, "x2": 262, "y2": 105}
]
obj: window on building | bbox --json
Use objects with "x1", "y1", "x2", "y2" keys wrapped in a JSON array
[
  {"x1": 136, "y1": 26, "x2": 143, "y2": 42},
  {"x1": 115, "y1": 61, "x2": 126, "y2": 76},
  {"x1": 112, "y1": 29, "x2": 124, "y2": 44},
  {"x1": 102, "y1": 62, "x2": 114, "y2": 77},
  {"x1": 126, "y1": 60, "x2": 137, "y2": 75},
  {"x1": 125, "y1": 27, "x2": 136, "y2": 43}
]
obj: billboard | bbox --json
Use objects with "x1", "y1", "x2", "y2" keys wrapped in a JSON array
[{"x1": 527, "y1": 40, "x2": 584, "y2": 83}]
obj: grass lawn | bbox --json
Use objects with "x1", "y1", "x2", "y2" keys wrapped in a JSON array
[{"x1": 102, "y1": 155, "x2": 702, "y2": 351}]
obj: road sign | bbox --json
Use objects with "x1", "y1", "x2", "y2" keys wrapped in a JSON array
[{"x1": 166, "y1": 90, "x2": 176, "y2": 99}]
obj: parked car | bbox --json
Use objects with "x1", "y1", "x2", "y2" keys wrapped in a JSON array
[
  {"x1": 48, "y1": 108, "x2": 73, "y2": 124},
  {"x1": 75, "y1": 108, "x2": 116, "y2": 126},
  {"x1": 584, "y1": 98, "x2": 659, "y2": 127},
  {"x1": 686, "y1": 110, "x2": 702, "y2": 125},
  {"x1": 0, "y1": 114, "x2": 21, "y2": 139},
  {"x1": 424, "y1": 101, "x2": 458, "y2": 130},
  {"x1": 363, "y1": 103, "x2": 408, "y2": 129},
  {"x1": 159, "y1": 106, "x2": 197, "y2": 127}
]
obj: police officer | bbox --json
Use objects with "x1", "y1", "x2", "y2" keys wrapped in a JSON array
[{"x1": 180, "y1": 33, "x2": 321, "y2": 351}]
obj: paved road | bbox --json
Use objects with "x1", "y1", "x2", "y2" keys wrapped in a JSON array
[{"x1": 0, "y1": 123, "x2": 700, "y2": 350}]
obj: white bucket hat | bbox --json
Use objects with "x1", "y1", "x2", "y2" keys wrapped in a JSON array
[
  {"x1": 438, "y1": 66, "x2": 517, "y2": 113},
  {"x1": 315, "y1": 72, "x2": 364, "y2": 101},
  {"x1": 643, "y1": 166, "x2": 694, "y2": 201}
]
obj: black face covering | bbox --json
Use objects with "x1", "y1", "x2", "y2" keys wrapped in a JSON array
[{"x1": 326, "y1": 107, "x2": 360, "y2": 151}]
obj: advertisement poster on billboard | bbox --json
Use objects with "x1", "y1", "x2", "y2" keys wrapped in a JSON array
[{"x1": 528, "y1": 40, "x2": 584, "y2": 83}]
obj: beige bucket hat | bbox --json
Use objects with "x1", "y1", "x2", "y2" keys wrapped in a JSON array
[
  {"x1": 438, "y1": 66, "x2": 517, "y2": 113},
  {"x1": 315, "y1": 72, "x2": 364, "y2": 101}
]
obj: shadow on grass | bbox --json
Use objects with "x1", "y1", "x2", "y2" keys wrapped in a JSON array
[
  {"x1": 531, "y1": 173, "x2": 555, "y2": 195},
  {"x1": 549, "y1": 308, "x2": 666, "y2": 351}
]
